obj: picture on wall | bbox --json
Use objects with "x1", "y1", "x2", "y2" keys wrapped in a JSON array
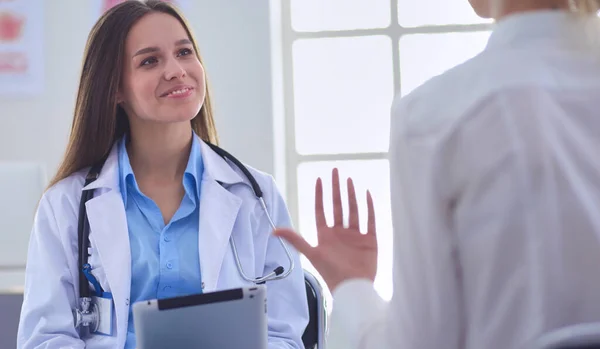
[{"x1": 0, "y1": 0, "x2": 44, "y2": 96}]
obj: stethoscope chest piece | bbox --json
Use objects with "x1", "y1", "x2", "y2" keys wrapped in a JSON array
[{"x1": 73, "y1": 297, "x2": 100, "y2": 333}]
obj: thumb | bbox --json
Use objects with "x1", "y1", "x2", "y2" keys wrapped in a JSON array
[{"x1": 273, "y1": 228, "x2": 314, "y2": 258}]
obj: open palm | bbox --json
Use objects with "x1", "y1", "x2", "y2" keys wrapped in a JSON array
[{"x1": 274, "y1": 168, "x2": 377, "y2": 292}]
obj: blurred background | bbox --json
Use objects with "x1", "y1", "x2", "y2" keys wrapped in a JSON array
[{"x1": 0, "y1": 0, "x2": 491, "y2": 345}]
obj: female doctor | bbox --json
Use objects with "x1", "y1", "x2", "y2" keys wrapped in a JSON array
[
  {"x1": 17, "y1": 1, "x2": 308, "y2": 348},
  {"x1": 276, "y1": 0, "x2": 600, "y2": 349}
]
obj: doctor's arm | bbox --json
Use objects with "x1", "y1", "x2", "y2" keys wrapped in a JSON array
[
  {"x1": 263, "y1": 177, "x2": 309, "y2": 349},
  {"x1": 17, "y1": 193, "x2": 84, "y2": 349}
]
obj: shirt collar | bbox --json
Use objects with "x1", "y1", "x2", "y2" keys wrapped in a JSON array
[
  {"x1": 486, "y1": 10, "x2": 600, "y2": 52},
  {"x1": 117, "y1": 132, "x2": 204, "y2": 205},
  {"x1": 118, "y1": 137, "x2": 134, "y2": 205},
  {"x1": 184, "y1": 133, "x2": 203, "y2": 200}
]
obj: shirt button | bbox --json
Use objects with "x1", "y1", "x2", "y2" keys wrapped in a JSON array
[
  {"x1": 125, "y1": 298, "x2": 129, "y2": 306},
  {"x1": 166, "y1": 262, "x2": 173, "y2": 269},
  {"x1": 164, "y1": 236, "x2": 171, "y2": 242},
  {"x1": 163, "y1": 286, "x2": 171, "y2": 291}
]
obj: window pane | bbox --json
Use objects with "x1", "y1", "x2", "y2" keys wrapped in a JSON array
[
  {"x1": 400, "y1": 31, "x2": 490, "y2": 96},
  {"x1": 398, "y1": 0, "x2": 491, "y2": 27},
  {"x1": 297, "y1": 160, "x2": 393, "y2": 300},
  {"x1": 293, "y1": 36, "x2": 394, "y2": 155},
  {"x1": 291, "y1": 0, "x2": 391, "y2": 32}
]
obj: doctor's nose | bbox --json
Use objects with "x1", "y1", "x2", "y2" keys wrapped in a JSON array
[{"x1": 164, "y1": 59, "x2": 186, "y2": 80}]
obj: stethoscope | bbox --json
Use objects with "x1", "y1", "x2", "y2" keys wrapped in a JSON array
[{"x1": 73, "y1": 142, "x2": 295, "y2": 334}]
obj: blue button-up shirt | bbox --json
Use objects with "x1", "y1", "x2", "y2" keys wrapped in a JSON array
[{"x1": 119, "y1": 135, "x2": 204, "y2": 349}]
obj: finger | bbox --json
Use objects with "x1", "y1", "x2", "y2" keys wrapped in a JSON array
[
  {"x1": 347, "y1": 177, "x2": 359, "y2": 230},
  {"x1": 314, "y1": 178, "x2": 327, "y2": 228},
  {"x1": 366, "y1": 190, "x2": 377, "y2": 237},
  {"x1": 273, "y1": 228, "x2": 316, "y2": 260},
  {"x1": 332, "y1": 168, "x2": 343, "y2": 226}
]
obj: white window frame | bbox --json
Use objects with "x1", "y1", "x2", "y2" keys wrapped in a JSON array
[{"x1": 280, "y1": 0, "x2": 491, "y2": 232}]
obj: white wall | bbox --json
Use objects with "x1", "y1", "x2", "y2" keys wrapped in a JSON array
[{"x1": 0, "y1": 0, "x2": 281, "y2": 291}]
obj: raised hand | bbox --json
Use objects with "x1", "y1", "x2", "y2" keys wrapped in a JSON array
[{"x1": 274, "y1": 168, "x2": 377, "y2": 292}]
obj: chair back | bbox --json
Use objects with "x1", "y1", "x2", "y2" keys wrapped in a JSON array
[{"x1": 302, "y1": 270, "x2": 327, "y2": 349}]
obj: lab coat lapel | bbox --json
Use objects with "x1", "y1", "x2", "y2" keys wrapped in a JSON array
[
  {"x1": 82, "y1": 145, "x2": 131, "y2": 346},
  {"x1": 198, "y1": 179, "x2": 242, "y2": 291},
  {"x1": 198, "y1": 139, "x2": 245, "y2": 291}
]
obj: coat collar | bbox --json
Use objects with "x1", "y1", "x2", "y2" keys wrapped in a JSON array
[
  {"x1": 198, "y1": 139, "x2": 246, "y2": 187},
  {"x1": 82, "y1": 135, "x2": 246, "y2": 192}
]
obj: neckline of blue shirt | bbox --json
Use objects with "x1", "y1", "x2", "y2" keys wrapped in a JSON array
[{"x1": 117, "y1": 133, "x2": 204, "y2": 206}]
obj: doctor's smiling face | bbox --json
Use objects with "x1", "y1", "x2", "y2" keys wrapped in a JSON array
[
  {"x1": 118, "y1": 12, "x2": 206, "y2": 125},
  {"x1": 47, "y1": 1, "x2": 219, "y2": 190}
]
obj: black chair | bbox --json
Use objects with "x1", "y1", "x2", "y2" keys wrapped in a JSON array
[
  {"x1": 302, "y1": 270, "x2": 327, "y2": 349},
  {"x1": 0, "y1": 293, "x2": 23, "y2": 349},
  {"x1": 531, "y1": 323, "x2": 600, "y2": 349}
]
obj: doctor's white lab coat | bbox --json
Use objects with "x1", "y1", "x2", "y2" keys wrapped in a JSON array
[
  {"x1": 17, "y1": 138, "x2": 309, "y2": 349},
  {"x1": 328, "y1": 10, "x2": 600, "y2": 349}
]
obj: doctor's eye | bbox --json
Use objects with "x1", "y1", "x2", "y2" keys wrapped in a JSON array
[
  {"x1": 177, "y1": 48, "x2": 193, "y2": 57},
  {"x1": 140, "y1": 56, "x2": 158, "y2": 66}
]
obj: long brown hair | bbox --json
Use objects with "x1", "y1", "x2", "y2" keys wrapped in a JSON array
[{"x1": 47, "y1": 0, "x2": 218, "y2": 190}]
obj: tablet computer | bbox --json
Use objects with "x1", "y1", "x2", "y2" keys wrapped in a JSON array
[{"x1": 133, "y1": 286, "x2": 268, "y2": 349}]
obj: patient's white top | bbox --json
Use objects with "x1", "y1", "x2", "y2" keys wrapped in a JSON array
[{"x1": 328, "y1": 10, "x2": 600, "y2": 349}]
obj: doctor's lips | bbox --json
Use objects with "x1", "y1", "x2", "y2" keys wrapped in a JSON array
[
  {"x1": 160, "y1": 85, "x2": 195, "y2": 98},
  {"x1": 0, "y1": 12, "x2": 25, "y2": 42}
]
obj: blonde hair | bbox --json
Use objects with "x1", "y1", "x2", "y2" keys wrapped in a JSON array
[{"x1": 570, "y1": 0, "x2": 600, "y2": 13}]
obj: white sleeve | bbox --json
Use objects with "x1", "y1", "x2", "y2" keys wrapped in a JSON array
[
  {"x1": 326, "y1": 98, "x2": 465, "y2": 349},
  {"x1": 17, "y1": 192, "x2": 85, "y2": 349}
]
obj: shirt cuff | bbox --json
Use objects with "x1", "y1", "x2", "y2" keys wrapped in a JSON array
[{"x1": 327, "y1": 279, "x2": 386, "y2": 349}]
